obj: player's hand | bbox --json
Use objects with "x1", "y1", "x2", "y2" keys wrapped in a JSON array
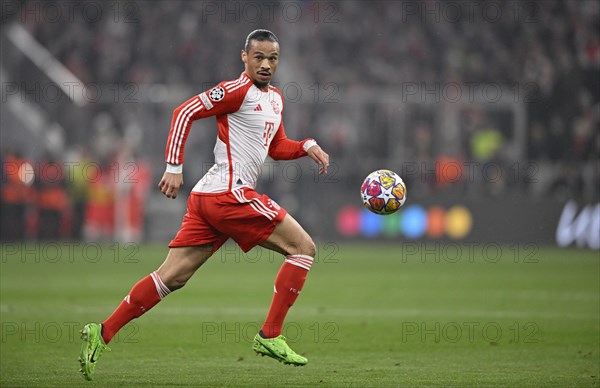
[
  {"x1": 307, "y1": 145, "x2": 329, "y2": 174},
  {"x1": 159, "y1": 172, "x2": 183, "y2": 199}
]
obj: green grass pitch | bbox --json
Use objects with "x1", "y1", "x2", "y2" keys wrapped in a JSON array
[{"x1": 1, "y1": 242, "x2": 599, "y2": 387}]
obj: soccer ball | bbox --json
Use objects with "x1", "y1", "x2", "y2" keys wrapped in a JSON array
[{"x1": 361, "y1": 169, "x2": 407, "y2": 215}]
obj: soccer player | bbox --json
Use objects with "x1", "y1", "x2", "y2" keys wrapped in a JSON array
[{"x1": 79, "y1": 29, "x2": 330, "y2": 380}]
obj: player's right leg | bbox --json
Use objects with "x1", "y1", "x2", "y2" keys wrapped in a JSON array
[
  {"x1": 79, "y1": 244, "x2": 213, "y2": 381},
  {"x1": 252, "y1": 214, "x2": 316, "y2": 366}
]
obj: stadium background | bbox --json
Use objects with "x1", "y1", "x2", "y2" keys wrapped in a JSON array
[
  {"x1": 0, "y1": 1, "x2": 599, "y2": 387},
  {"x1": 1, "y1": 0, "x2": 598, "y2": 246}
]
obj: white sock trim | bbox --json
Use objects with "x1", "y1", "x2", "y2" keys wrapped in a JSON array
[
  {"x1": 151, "y1": 271, "x2": 171, "y2": 299},
  {"x1": 285, "y1": 255, "x2": 314, "y2": 271}
]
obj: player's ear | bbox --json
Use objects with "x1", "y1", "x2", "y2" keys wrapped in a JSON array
[{"x1": 241, "y1": 50, "x2": 247, "y2": 64}]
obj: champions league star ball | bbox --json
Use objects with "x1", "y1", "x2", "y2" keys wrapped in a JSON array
[{"x1": 361, "y1": 170, "x2": 407, "y2": 215}]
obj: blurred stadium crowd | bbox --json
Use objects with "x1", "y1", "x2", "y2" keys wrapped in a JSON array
[{"x1": 1, "y1": 0, "x2": 599, "y2": 241}]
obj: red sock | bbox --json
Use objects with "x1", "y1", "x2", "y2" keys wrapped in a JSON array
[
  {"x1": 101, "y1": 271, "x2": 171, "y2": 344},
  {"x1": 261, "y1": 255, "x2": 314, "y2": 338}
]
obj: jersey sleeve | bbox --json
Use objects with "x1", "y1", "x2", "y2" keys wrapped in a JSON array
[
  {"x1": 165, "y1": 83, "x2": 245, "y2": 165},
  {"x1": 268, "y1": 122, "x2": 315, "y2": 160}
]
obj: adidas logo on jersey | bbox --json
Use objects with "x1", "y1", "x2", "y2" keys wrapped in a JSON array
[{"x1": 254, "y1": 104, "x2": 262, "y2": 111}]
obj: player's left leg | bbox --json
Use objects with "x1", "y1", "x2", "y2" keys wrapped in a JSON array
[
  {"x1": 79, "y1": 244, "x2": 214, "y2": 380},
  {"x1": 253, "y1": 214, "x2": 316, "y2": 366}
]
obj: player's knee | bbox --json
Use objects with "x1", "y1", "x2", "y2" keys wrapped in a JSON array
[
  {"x1": 164, "y1": 277, "x2": 187, "y2": 291},
  {"x1": 156, "y1": 269, "x2": 191, "y2": 291},
  {"x1": 282, "y1": 237, "x2": 315, "y2": 257},
  {"x1": 302, "y1": 237, "x2": 317, "y2": 258}
]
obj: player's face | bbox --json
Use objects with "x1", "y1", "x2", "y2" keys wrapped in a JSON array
[{"x1": 242, "y1": 40, "x2": 279, "y2": 90}]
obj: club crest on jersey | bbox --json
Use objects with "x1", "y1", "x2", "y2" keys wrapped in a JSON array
[
  {"x1": 267, "y1": 198, "x2": 281, "y2": 210},
  {"x1": 209, "y1": 86, "x2": 225, "y2": 102},
  {"x1": 270, "y1": 100, "x2": 280, "y2": 114}
]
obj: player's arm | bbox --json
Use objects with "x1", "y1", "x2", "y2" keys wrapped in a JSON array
[
  {"x1": 268, "y1": 122, "x2": 329, "y2": 174},
  {"x1": 160, "y1": 85, "x2": 243, "y2": 198}
]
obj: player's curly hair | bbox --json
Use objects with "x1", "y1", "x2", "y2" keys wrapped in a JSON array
[{"x1": 244, "y1": 29, "x2": 279, "y2": 52}]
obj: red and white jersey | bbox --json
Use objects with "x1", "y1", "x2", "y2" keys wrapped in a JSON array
[{"x1": 165, "y1": 73, "x2": 316, "y2": 194}]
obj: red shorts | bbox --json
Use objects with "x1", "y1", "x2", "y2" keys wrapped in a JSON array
[{"x1": 169, "y1": 187, "x2": 287, "y2": 252}]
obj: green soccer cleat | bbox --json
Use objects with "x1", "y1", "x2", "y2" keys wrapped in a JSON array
[
  {"x1": 79, "y1": 323, "x2": 110, "y2": 381},
  {"x1": 252, "y1": 334, "x2": 308, "y2": 366}
]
